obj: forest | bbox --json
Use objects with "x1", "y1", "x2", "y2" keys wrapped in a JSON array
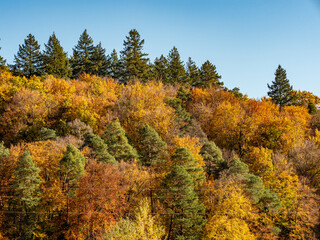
[{"x1": 0, "y1": 29, "x2": 320, "y2": 239}]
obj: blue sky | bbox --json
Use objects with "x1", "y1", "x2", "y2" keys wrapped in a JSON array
[{"x1": 0, "y1": 0, "x2": 320, "y2": 98}]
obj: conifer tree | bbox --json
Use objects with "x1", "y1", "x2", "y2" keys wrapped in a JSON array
[
  {"x1": 6, "y1": 151, "x2": 41, "y2": 240},
  {"x1": 106, "y1": 49, "x2": 122, "y2": 79},
  {"x1": 38, "y1": 127, "x2": 57, "y2": 141},
  {"x1": 70, "y1": 29, "x2": 95, "y2": 78},
  {"x1": 152, "y1": 54, "x2": 169, "y2": 82},
  {"x1": 138, "y1": 124, "x2": 168, "y2": 167},
  {"x1": 90, "y1": 42, "x2": 108, "y2": 76},
  {"x1": 200, "y1": 141, "x2": 226, "y2": 178},
  {"x1": 267, "y1": 65, "x2": 294, "y2": 108},
  {"x1": 42, "y1": 32, "x2": 71, "y2": 78},
  {"x1": 196, "y1": 60, "x2": 222, "y2": 88},
  {"x1": 13, "y1": 34, "x2": 42, "y2": 77},
  {"x1": 0, "y1": 141, "x2": 9, "y2": 158},
  {"x1": 120, "y1": 29, "x2": 149, "y2": 83},
  {"x1": 84, "y1": 133, "x2": 117, "y2": 164},
  {"x1": 0, "y1": 44, "x2": 6, "y2": 70},
  {"x1": 186, "y1": 57, "x2": 200, "y2": 86},
  {"x1": 102, "y1": 120, "x2": 138, "y2": 161},
  {"x1": 159, "y1": 165, "x2": 206, "y2": 240},
  {"x1": 167, "y1": 46, "x2": 186, "y2": 84}
]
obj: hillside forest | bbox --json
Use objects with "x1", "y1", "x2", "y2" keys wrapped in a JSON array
[{"x1": 1, "y1": 29, "x2": 320, "y2": 239}]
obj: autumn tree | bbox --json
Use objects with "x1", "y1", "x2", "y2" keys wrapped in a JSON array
[
  {"x1": 120, "y1": 29, "x2": 149, "y2": 83},
  {"x1": 167, "y1": 46, "x2": 186, "y2": 84},
  {"x1": 13, "y1": 34, "x2": 42, "y2": 77},
  {"x1": 102, "y1": 120, "x2": 138, "y2": 161},
  {"x1": 5, "y1": 151, "x2": 41, "y2": 240},
  {"x1": 42, "y1": 32, "x2": 71, "y2": 78},
  {"x1": 268, "y1": 65, "x2": 294, "y2": 108},
  {"x1": 70, "y1": 29, "x2": 95, "y2": 78}
]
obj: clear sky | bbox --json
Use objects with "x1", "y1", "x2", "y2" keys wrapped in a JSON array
[{"x1": 0, "y1": 0, "x2": 320, "y2": 98}]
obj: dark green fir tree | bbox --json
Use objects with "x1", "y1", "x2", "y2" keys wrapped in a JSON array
[
  {"x1": 152, "y1": 54, "x2": 169, "y2": 82},
  {"x1": 90, "y1": 42, "x2": 108, "y2": 76},
  {"x1": 102, "y1": 120, "x2": 138, "y2": 161},
  {"x1": 120, "y1": 29, "x2": 149, "y2": 83},
  {"x1": 196, "y1": 60, "x2": 222, "y2": 88},
  {"x1": 159, "y1": 165, "x2": 206, "y2": 240},
  {"x1": 84, "y1": 133, "x2": 117, "y2": 164},
  {"x1": 6, "y1": 151, "x2": 41, "y2": 240},
  {"x1": 138, "y1": 124, "x2": 168, "y2": 167},
  {"x1": 106, "y1": 49, "x2": 122, "y2": 79},
  {"x1": 167, "y1": 46, "x2": 186, "y2": 84},
  {"x1": 0, "y1": 43, "x2": 6, "y2": 70},
  {"x1": 13, "y1": 34, "x2": 42, "y2": 77},
  {"x1": 42, "y1": 32, "x2": 71, "y2": 78},
  {"x1": 267, "y1": 65, "x2": 294, "y2": 109},
  {"x1": 186, "y1": 57, "x2": 200, "y2": 86},
  {"x1": 70, "y1": 29, "x2": 95, "y2": 78}
]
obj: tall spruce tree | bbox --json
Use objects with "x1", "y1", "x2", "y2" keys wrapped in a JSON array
[
  {"x1": 106, "y1": 49, "x2": 122, "y2": 79},
  {"x1": 152, "y1": 54, "x2": 169, "y2": 82},
  {"x1": 42, "y1": 32, "x2": 71, "y2": 78},
  {"x1": 102, "y1": 120, "x2": 138, "y2": 161},
  {"x1": 0, "y1": 43, "x2": 6, "y2": 70},
  {"x1": 196, "y1": 60, "x2": 222, "y2": 88},
  {"x1": 6, "y1": 151, "x2": 41, "y2": 240},
  {"x1": 186, "y1": 57, "x2": 200, "y2": 86},
  {"x1": 267, "y1": 65, "x2": 294, "y2": 108},
  {"x1": 13, "y1": 34, "x2": 42, "y2": 77},
  {"x1": 70, "y1": 29, "x2": 95, "y2": 78},
  {"x1": 159, "y1": 165, "x2": 206, "y2": 240},
  {"x1": 84, "y1": 133, "x2": 117, "y2": 164},
  {"x1": 90, "y1": 42, "x2": 108, "y2": 76},
  {"x1": 167, "y1": 46, "x2": 186, "y2": 84},
  {"x1": 138, "y1": 124, "x2": 168, "y2": 167},
  {"x1": 120, "y1": 29, "x2": 149, "y2": 83}
]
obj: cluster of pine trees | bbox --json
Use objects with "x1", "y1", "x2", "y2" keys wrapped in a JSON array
[{"x1": 1, "y1": 29, "x2": 320, "y2": 240}]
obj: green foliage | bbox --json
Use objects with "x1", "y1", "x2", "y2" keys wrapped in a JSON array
[
  {"x1": 138, "y1": 124, "x2": 168, "y2": 167},
  {"x1": 6, "y1": 151, "x2": 41, "y2": 240},
  {"x1": 84, "y1": 133, "x2": 117, "y2": 164},
  {"x1": 152, "y1": 54, "x2": 169, "y2": 82},
  {"x1": 106, "y1": 49, "x2": 122, "y2": 79},
  {"x1": 42, "y1": 32, "x2": 71, "y2": 78},
  {"x1": 91, "y1": 42, "x2": 108, "y2": 76},
  {"x1": 102, "y1": 120, "x2": 138, "y2": 161},
  {"x1": 186, "y1": 57, "x2": 200, "y2": 87},
  {"x1": 268, "y1": 65, "x2": 294, "y2": 108},
  {"x1": 13, "y1": 34, "x2": 42, "y2": 77},
  {"x1": 199, "y1": 141, "x2": 226, "y2": 177},
  {"x1": 38, "y1": 127, "x2": 57, "y2": 141},
  {"x1": 159, "y1": 165, "x2": 206, "y2": 240},
  {"x1": 70, "y1": 29, "x2": 95, "y2": 78},
  {"x1": 120, "y1": 29, "x2": 149, "y2": 83},
  {"x1": 0, "y1": 44, "x2": 6, "y2": 69},
  {"x1": 0, "y1": 141, "x2": 9, "y2": 158},
  {"x1": 194, "y1": 60, "x2": 222, "y2": 88},
  {"x1": 167, "y1": 46, "x2": 186, "y2": 84}
]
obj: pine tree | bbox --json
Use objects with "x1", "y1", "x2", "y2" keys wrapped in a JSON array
[
  {"x1": 138, "y1": 124, "x2": 168, "y2": 167},
  {"x1": 6, "y1": 151, "x2": 41, "y2": 240},
  {"x1": 42, "y1": 32, "x2": 71, "y2": 78},
  {"x1": 159, "y1": 165, "x2": 206, "y2": 240},
  {"x1": 120, "y1": 29, "x2": 149, "y2": 83},
  {"x1": 84, "y1": 133, "x2": 117, "y2": 164},
  {"x1": 267, "y1": 65, "x2": 294, "y2": 108},
  {"x1": 196, "y1": 60, "x2": 222, "y2": 88},
  {"x1": 70, "y1": 29, "x2": 95, "y2": 78},
  {"x1": 167, "y1": 46, "x2": 186, "y2": 84},
  {"x1": 199, "y1": 141, "x2": 226, "y2": 178},
  {"x1": 152, "y1": 54, "x2": 169, "y2": 82},
  {"x1": 38, "y1": 127, "x2": 57, "y2": 141},
  {"x1": 90, "y1": 42, "x2": 108, "y2": 76},
  {"x1": 186, "y1": 57, "x2": 200, "y2": 86},
  {"x1": 102, "y1": 120, "x2": 138, "y2": 161},
  {"x1": 106, "y1": 49, "x2": 122, "y2": 79},
  {"x1": 0, "y1": 44, "x2": 6, "y2": 70},
  {"x1": 13, "y1": 34, "x2": 42, "y2": 77}
]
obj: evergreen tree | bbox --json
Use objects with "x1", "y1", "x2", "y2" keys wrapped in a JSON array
[
  {"x1": 159, "y1": 165, "x2": 206, "y2": 240},
  {"x1": 120, "y1": 29, "x2": 149, "y2": 83},
  {"x1": 38, "y1": 127, "x2": 57, "y2": 141},
  {"x1": 138, "y1": 124, "x2": 168, "y2": 167},
  {"x1": 152, "y1": 54, "x2": 169, "y2": 82},
  {"x1": 0, "y1": 44, "x2": 6, "y2": 70},
  {"x1": 6, "y1": 151, "x2": 41, "y2": 240},
  {"x1": 106, "y1": 49, "x2": 122, "y2": 79},
  {"x1": 102, "y1": 120, "x2": 138, "y2": 161},
  {"x1": 70, "y1": 29, "x2": 95, "y2": 78},
  {"x1": 84, "y1": 133, "x2": 117, "y2": 164},
  {"x1": 0, "y1": 141, "x2": 9, "y2": 158},
  {"x1": 167, "y1": 46, "x2": 186, "y2": 84},
  {"x1": 267, "y1": 65, "x2": 294, "y2": 108},
  {"x1": 196, "y1": 60, "x2": 222, "y2": 88},
  {"x1": 91, "y1": 42, "x2": 108, "y2": 76},
  {"x1": 186, "y1": 57, "x2": 200, "y2": 86},
  {"x1": 200, "y1": 141, "x2": 226, "y2": 178},
  {"x1": 13, "y1": 34, "x2": 42, "y2": 77},
  {"x1": 42, "y1": 32, "x2": 71, "y2": 78}
]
